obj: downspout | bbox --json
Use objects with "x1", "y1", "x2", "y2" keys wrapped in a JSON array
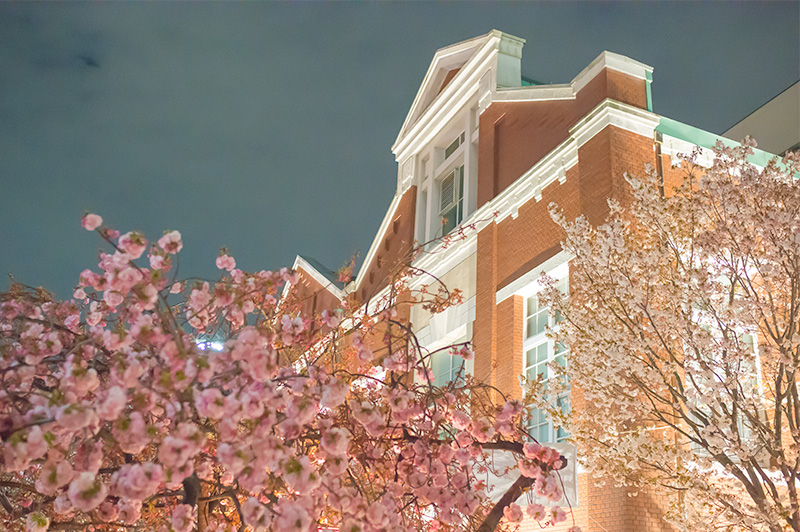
[{"x1": 654, "y1": 130, "x2": 665, "y2": 197}]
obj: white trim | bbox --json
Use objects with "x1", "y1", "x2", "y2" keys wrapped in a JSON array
[
  {"x1": 393, "y1": 33, "x2": 496, "y2": 155},
  {"x1": 393, "y1": 49, "x2": 493, "y2": 162},
  {"x1": 571, "y1": 98, "x2": 660, "y2": 148},
  {"x1": 414, "y1": 295, "x2": 476, "y2": 351},
  {"x1": 467, "y1": 99, "x2": 659, "y2": 235},
  {"x1": 572, "y1": 50, "x2": 653, "y2": 94},
  {"x1": 353, "y1": 193, "x2": 403, "y2": 289},
  {"x1": 394, "y1": 33, "x2": 493, "y2": 147},
  {"x1": 394, "y1": 31, "x2": 527, "y2": 159},
  {"x1": 494, "y1": 84, "x2": 575, "y2": 102},
  {"x1": 496, "y1": 251, "x2": 572, "y2": 304},
  {"x1": 409, "y1": 229, "x2": 478, "y2": 288},
  {"x1": 291, "y1": 256, "x2": 344, "y2": 301},
  {"x1": 660, "y1": 134, "x2": 716, "y2": 168}
]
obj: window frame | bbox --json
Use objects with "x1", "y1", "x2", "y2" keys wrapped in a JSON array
[
  {"x1": 438, "y1": 164, "x2": 464, "y2": 236},
  {"x1": 522, "y1": 275, "x2": 570, "y2": 444}
]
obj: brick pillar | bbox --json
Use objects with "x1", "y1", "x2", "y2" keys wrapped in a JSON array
[
  {"x1": 496, "y1": 295, "x2": 523, "y2": 400},
  {"x1": 474, "y1": 221, "x2": 498, "y2": 396}
]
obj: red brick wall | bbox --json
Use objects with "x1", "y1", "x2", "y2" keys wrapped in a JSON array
[
  {"x1": 477, "y1": 123, "x2": 670, "y2": 530},
  {"x1": 473, "y1": 222, "x2": 498, "y2": 393},
  {"x1": 478, "y1": 67, "x2": 649, "y2": 208},
  {"x1": 356, "y1": 186, "x2": 417, "y2": 304},
  {"x1": 495, "y1": 164, "x2": 581, "y2": 291},
  {"x1": 293, "y1": 267, "x2": 342, "y2": 323},
  {"x1": 496, "y1": 295, "x2": 524, "y2": 398}
]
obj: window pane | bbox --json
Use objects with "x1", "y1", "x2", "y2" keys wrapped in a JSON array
[
  {"x1": 536, "y1": 344, "x2": 549, "y2": 364},
  {"x1": 537, "y1": 424, "x2": 550, "y2": 443},
  {"x1": 441, "y1": 206, "x2": 457, "y2": 235},
  {"x1": 452, "y1": 354, "x2": 464, "y2": 374},
  {"x1": 445, "y1": 137, "x2": 460, "y2": 159},
  {"x1": 525, "y1": 347, "x2": 536, "y2": 367},
  {"x1": 432, "y1": 352, "x2": 448, "y2": 380},
  {"x1": 536, "y1": 312, "x2": 548, "y2": 335},
  {"x1": 525, "y1": 316, "x2": 536, "y2": 338}
]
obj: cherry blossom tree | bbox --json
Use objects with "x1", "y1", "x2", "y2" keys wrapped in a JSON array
[
  {"x1": 0, "y1": 215, "x2": 576, "y2": 532},
  {"x1": 537, "y1": 141, "x2": 800, "y2": 531}
]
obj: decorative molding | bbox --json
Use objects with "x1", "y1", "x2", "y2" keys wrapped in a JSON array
[
  {"x1": 572, "y1": 50, "x2": 654, "y2": 94},
  {"x1": 292, "y1": 255, "x2": 344, "y2": 301},
  {"x1": 478, "y1": 69, "x2": 493, "y2": 115},
  {"x1": 497, "y1": 32, "x2": 525, "y2": 58},
  {"x1": 466, "y1": 99, "x2": 658, "y2": 235},
  {"x1": 494, "y1": 84, "x2": 574, "y2": 102},
  {"x1": 496, "y1": 251, "x2": 571, "y2": 304},
  {"x1": 571, "y1": 98, "x2": 660, "y2": 149},
  {"x1": 414, "y1": 295, "x2": 476, "y2": 349},
  {"x1": 353, "y1": 193, "x2": 403, "y2": 289},
  {"x1": 394, "y1": 49, "x2": 496, "y2": 162},
  {"x1": 409, "y1": 234, "x2": 477, "y2": 290},
  {"x1": 393, "y1": 32, "x2": 502, "y2": 157},
  {"x1": 399, "y1": 157, "x2": 414, "y2": 193}
]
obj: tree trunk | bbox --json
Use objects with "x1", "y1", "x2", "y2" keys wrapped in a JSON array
[{"x1": 476, "y1": 474, "x2": 534, "y2": 532}]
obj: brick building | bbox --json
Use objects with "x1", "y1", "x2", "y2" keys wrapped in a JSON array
[{"x1": 291, "y1": 30, "x2": 782, "y2": 531}]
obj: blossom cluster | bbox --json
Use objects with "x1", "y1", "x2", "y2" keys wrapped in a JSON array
[{"x1": 0, "y1": 216, "x2": 573, "y2": 532}]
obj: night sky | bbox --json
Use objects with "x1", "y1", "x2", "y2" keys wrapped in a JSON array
[{"x1": 1, "y1": 2, "x2": 798, "y2": 299}]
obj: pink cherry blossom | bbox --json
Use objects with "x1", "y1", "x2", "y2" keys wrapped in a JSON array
[
  {"x1": 97, "y1": 386, "x2": 126, "y2": 421},
  {"x1": 503, "y1": 503, "x2": 523, "y2": 523},
  {"x1": 216, "y1": 254, "x2": 236, "y2": 271},
  {"x1": 117, "y1": 499, "x2": 142, "y2": 524},
  {"x1": 26, "y1": 512, "x2": 49, "y2": 532},
  {"x1": 67, "y1": 472, "x2": 107, "y2": 512},
  {"x1": 35, "y1": 456, "x2": 74, "y2": 495},
  {"x1": 81, "y1": 213, "x2": 103, "y2": 231},
  {"x1": 118, "y1": 231, "x2": 147, "y2": 259},
  {"x1": 0, "y1": 214, "x2": 579, "y2": 532},
  {"x1": 157, "y1": 230, "x2": 183, "y2": 254},
  {"x1": 171, "y1": 504, "x2": 195, "y2": 532}
]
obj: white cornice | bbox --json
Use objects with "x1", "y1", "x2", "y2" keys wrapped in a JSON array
[
  {"x1": 467, "y1": 99, "x2": 659, "y2": 233},
  {"x1": 394, "y1": 31, "x2": 528, "y2": 159},
  {"x1": 571, "y1": 98, "x2": 660, "y2": 148},
  {"x1": 393, "y1": 46, "x2": 496, "y2": 162},
  {"x1": 353, "y1": 192, "x2": 403, "y2": 290},
  {"x1": 494, "y1": 84, "x2": 575, "y2": 102},
  {"x1": 481, "y1": 51, "x2": 652, "y2": 111},
  {"x1": 496, "y1": 251, "x2": 571, "y2": 304},
  {"x1": 409, "y1": 231, "x2": 477, "y2": 290},
  {"x1": 292, "y1": 255, "x2": 344, "y2": 301},
  {"x1": 393, "y1": 33, "x2": 493, "y2": 152},
  {"x1": 572, "y1": 51, "x2": 653, "y2": 94},
  {"x1": 659, "y1": 134, "x2": 716, "y2": 168}
]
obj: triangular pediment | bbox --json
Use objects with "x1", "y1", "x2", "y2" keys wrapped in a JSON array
[
  {"x1": 395, "y1": 32, "x2": 495, "y2": 146},
  {"x1": 393, "y1": 30, "x2": 525, "y2": 154}
]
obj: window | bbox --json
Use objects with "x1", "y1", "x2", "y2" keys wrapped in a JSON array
[
  {"x1": 439, "y1": 165, "x2": 464, "y2": 235},
  {"x1": 523, "y1": 278, "x2": 569, "y2": 443},
  {"x1": 431, "y1": 348, "x2": 465, "y2": 387},
  {"x1": 685, "y1": 323, "x2": 761, "y2": 456},
  {"x1": 444, "y1": 132, "x2": 466, "y2": 160}
]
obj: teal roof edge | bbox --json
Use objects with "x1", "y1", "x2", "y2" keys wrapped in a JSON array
[{"x1": 656, "y1": 116, "x2": 779, "y2": 168}]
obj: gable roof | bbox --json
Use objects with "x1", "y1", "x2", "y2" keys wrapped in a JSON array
[
  {"x1": 393, "y1": 30, "x2": 525, "y2": 154},
  {"x1": 291, "y1": 255, "x2": 345, "y2": 300}
]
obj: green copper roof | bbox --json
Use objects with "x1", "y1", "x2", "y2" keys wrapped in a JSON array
[{"x1": 656, "y1": 116, "x2": 779, "y2": 168}]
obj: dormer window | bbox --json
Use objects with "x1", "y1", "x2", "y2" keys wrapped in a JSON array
[
  {"x1": 439, "y1": 165, "x2": 464, "y2": 235},
  {"x1": 444, "y1": 132, "x2": 466, "y2": 160},
  {"x1": 413, "y1": 117, "x2": 476, "y2": 246}
]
